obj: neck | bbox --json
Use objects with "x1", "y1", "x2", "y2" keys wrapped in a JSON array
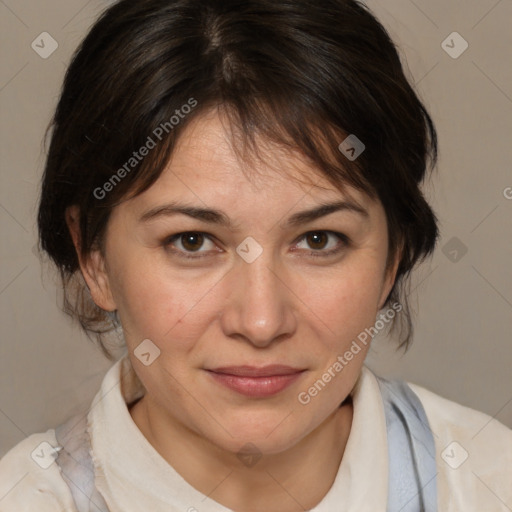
[{"x1": 130, "y1": 396, "x2": 353, "y2": 512}]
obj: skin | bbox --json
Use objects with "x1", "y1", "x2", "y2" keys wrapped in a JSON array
[{"x1": 67, "y1": 109, "x2": 399, "y2": 511}]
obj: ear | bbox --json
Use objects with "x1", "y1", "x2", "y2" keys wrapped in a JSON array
[
  {"x1": 65, "y1": 206, "x2": 117, "y2": 312},
  {"x1": 377, "y1": 246, "x2": 402, "y2": 310}
]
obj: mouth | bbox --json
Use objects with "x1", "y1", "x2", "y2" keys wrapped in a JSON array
[{"x1": 206, "y1": 365, "x2": 306, "y2": 398}]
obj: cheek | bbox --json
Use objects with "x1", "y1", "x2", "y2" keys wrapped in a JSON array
[
  {"x1": 108, "y1": 252, "x2": 221, "y2": 351},
  {"x1": 305, "y1": 256, "x2": 386, "y2": 341}
]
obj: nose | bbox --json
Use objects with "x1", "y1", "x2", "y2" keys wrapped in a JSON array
[{"x1": 220, "y1": 251, "x2": 297, "y2": 348}]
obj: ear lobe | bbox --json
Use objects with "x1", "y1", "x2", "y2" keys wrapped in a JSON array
[{"x1": 65, "y1": 206, "x2": 117, "y2": 312}]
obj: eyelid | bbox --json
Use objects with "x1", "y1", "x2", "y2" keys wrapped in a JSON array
[
  {"x1": 164, "y1": 230, "x2": 350, "y2": 260},
  {"x1": 292, "y1": 230, "x2": 350, "y2": 257},
  {"x1": 164, "y1": 232, "x2": 219, "y2": 258}
]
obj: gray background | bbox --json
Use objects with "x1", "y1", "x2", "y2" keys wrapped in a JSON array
[{"x1": 1, "y1": 0, "x2": 511, "y2": 458}]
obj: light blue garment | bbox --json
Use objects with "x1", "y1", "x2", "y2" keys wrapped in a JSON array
[
  {"x1": 54, "y1": 414, "x2": 109, "y2": 512},
  {"x1": 54, "y1": 377, "x2": 438, "y2": 511},
  {"x1": 377, "y1": 378, "x2": 438, "y2": 512}
]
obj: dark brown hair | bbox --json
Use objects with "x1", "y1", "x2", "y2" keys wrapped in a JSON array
[{"x1": 38, "y1": 0, "x2": 438, "y2": 358}]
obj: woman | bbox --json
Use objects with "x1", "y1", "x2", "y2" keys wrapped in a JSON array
[{"x1": 0, "y1": 0, "x2": 510, "y2": 510}]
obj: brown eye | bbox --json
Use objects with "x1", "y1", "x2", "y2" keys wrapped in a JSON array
[
  {"x1": 306, "y1": 232, "x2": 328, "y2": 250},
  {"x1": 163, "y1": 231, "x2": 220, "y2": 260},
  {"x1": 180, "y1": 232, "x2": 205, "y2": 252},
  {"x1": 294, "y1": 230, "x2": 349, "y2": 258}
]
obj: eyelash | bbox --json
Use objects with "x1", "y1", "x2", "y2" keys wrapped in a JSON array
[{"x1": 163, "y1": 231, "x2": 350, "y2": 260}]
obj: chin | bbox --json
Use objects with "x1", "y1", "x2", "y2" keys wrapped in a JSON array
[
  {"x1": 202, "y1": 411, "x2": 309, "y2": 456},
  {"x1": 217, "y1": 430, "x2": 304, "y2": 459}
]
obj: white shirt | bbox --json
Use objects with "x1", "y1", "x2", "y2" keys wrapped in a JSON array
[{"x1": 1, "y1": 356, "x2": 511, "y2": 511}]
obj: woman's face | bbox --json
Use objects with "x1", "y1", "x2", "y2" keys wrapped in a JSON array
[{"x1": 86, "y1": 109, "x2": 398, "y2": 455}]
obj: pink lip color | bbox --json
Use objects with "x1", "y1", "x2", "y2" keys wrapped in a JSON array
[{"x1": 207, "y1": 366, "x2": 304, "y2": 398}]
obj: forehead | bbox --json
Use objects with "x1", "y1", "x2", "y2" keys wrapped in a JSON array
[
  {"x1": 108, "y1": 108, "x2": 386, "y2": 235},
  {"x1": 145, "y1": 109, "x2": 373, "y2": 208}
]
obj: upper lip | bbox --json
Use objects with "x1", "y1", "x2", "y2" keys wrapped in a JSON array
[{"x1": 208, "y1": 365, "x2": 304, "y2": 377}]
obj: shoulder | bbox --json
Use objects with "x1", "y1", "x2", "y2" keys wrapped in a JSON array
[
  {"x1": 0, "y1": 430, "x2": 76, "y2": 512},
  {"x1": 409, "y1": 382, "x2": 512, "y2": 511}
]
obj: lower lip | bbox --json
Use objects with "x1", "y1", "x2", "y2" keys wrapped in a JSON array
[{"x1": 208, "y1": 371, "x2": 303, "y2": 398}]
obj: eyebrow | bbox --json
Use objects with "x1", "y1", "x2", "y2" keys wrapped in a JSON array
[{"x1": 139, "y1": 199, "x2": 368, "y2": 228}]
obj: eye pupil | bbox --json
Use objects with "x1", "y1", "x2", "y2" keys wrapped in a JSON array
[
  {"x1": 307, "y1": 232, "x2": 327, "y2": 250},
  {"x1": 182, "y1": 232, "x2": 203, "y2": 251}
]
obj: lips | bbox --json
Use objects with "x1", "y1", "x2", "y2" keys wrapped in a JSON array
[
  {"x1": 206, "y1": 365, "x2": 305, "y2": 398},
  {"x1": 210, "y1": 365, "x2": 303, "y2": 377}
]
